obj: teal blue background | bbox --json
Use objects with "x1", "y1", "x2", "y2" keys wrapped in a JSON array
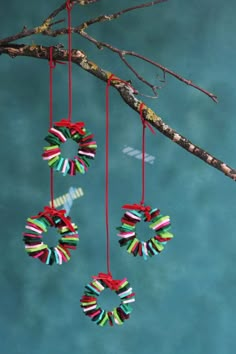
[{"x1": 1, "y1": 1, "x2": 236, "y2": 353}]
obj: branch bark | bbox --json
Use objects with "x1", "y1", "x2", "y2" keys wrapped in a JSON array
[{"x1": 1, "y1": 43, "x2": 235, "y2": 181}]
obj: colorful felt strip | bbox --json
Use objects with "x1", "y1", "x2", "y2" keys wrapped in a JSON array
[{"x1": 117, "y1": 204, "x2": 173, "y2": 259}]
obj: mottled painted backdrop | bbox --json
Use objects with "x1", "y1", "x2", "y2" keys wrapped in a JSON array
[{"x1": 1, "y1": 1, "x2": 236, "y2": 353}]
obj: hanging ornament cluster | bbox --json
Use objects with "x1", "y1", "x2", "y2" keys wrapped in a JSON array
[
  {"x1": 21, "y1": 0, "x2": 174, "y2": 328},
  {"x1": 22, "y1": 1, "x2": 96, "y2": 265}
]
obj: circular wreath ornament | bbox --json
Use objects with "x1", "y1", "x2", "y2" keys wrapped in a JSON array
[
  {"x1": 23, "y1": 206, "x2": 79, "y2": 265},
  {"x1": 116, "y1": 203, "x2": 173, "y2": 260},
  {"x1": 42, "y1": 119, "x2": 97, "y2": 176},
  {"x1": 80, "y1": 273, "x2": 135, "y2": 326}
]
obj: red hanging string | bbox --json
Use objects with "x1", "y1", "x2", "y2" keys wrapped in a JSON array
[
  {"x1": 140, "y1": 103, "x2": 146, "y2": 205},
  {"x1": 49, "y1": 47, "x2": 55, "y2": 208},
  {"x1": 139, "y1": 103, "x2": 156, "y2": 205},
  {"x1": 48, "y1": 47, "x2": 66, "y2": 209},
  {"x1": 105, "y1": 74, "x2": 115, "y2": 275},
  {"x1": 66, "y1": 0, "x2": 73, "y2": 122},
  {"x1": 105, "y1": 74, "x2": 137, "y2": 275}
]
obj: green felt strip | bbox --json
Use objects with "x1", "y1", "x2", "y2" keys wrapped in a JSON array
[
  {"x1": 118, "y1": 224, "x2": 136, "y2": 231},
  {"x1": 113, "y1": 308, "x2": 123, "y2": 325},
  {"x1": 118, "y1": 280, "x2": 129, "y2": 291},
  {"x1": 125, "y1": 239, "x2": 133, "y2": 247},
  {"x1": 40, "y1": 215, "x2": 52, "y2": 225},
  {"x1": 57, "y1": 246, "x2": 70, "y2": 260},
  {"x1": 23, "y1": 238, "x2": 42, "y2": 244},
  {"x1": 87, "y1": 144, "x2": 97, "y2": 148},
  {"x1": 150, "y1": 208, "x2": 158, "y2": 214},
  {"x1": 72, "y1": 133, "x2": 80, "y2": 142},
  {"x1": 60, "y1": 237, "x2": 78, "y2": 241},
  {"x1": 26, "y1": 244, "x2": 48, "y2": 252},
  {"x1": 127, "y1": 238, "x2": 139, "y2": 253},
  {"x1": 81, "y1": 301, "x2": 97, "y2": 306},
  {"x1": 45, "y1": 134, "x2": 60, "y2": 145},
  {"x1": 84, "y1": 290, "x2": 97, "y2": 297},
  {"x1": 120, "y1": 304, "x2": 132, "y2": 315},
  {"x1": 81, "y1": 132, "x2": 91, "y2": 138},
  {"x1": 27, "y1": 218, "x2": 47, "y2": 232},
  {"x1": 151, "y1": 238, "x2": 164, "y2": 252},
  {"x1": 92, "y1": 281, "x2": 104, "y2": 291},
  {"x1": 48, "y1": 155, "x2": 60, "y2": 167},
  {"x1": 149, "y1": 215, "x2": 169, "y2": 229},
  {"x1": 99, "y1": 312, "x2": 109, "y2": 327},
  {"x1": 56, "y1": 157, "x2": 64, "y2": 171},
  {"x1": 75, "y1": 159, "x2": 84, "y2": 174},
  {"x1": 55, "y1": 126, "x2": 71, "y2": 138},
  {"x1": 95, "y1": 310, "x2": 105, "y2": 324},
  {"x1": 59, "y1": 241, "x2": 78, "y2": 247},
  {"x1": 86, "y1": 284, "x2": 100, "y2": 296},
  {"x1": 158, "y1": 231, "x2": 173, "y2": 239},
  {"x1": 80, "y1": 156, "x2": 90, "y2": 167},
  {"x1": 130, "y1": 210, "x2": 142, "y2": 218},
  {"x1": 43, "y1": 145, "x2": 60, "y2": 151}
]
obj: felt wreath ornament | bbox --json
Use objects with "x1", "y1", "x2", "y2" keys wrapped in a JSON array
[
  {"x1": 80, "y1": 273, "x2": 135, "y2": 326},
  {"x1": 23, "y1": 206, "x2": 79, "y2": 265},
  {"x1": 117, "y1": 203, "x2": 173, "y2": 260},
  {"x1": 42, "y1": 119, "x2": 97, "y2": 176}
]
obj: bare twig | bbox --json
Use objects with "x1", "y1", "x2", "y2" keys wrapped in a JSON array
[
  {"x1": 119, "y1": 52, "x2": 159, "y2": 97},
  {"x1": 0, "y1": 44, "x2": 233, "y2": 180},
  {"x1": 48, "y1": 19, "x2": 66, "y2": 28},
  {"x1": 77, "y1": 31, "x2": 218, "y2": 102},
  {"x1": 0, "y1": 0, "x2": 100, "y2": 45},
  {"x1": 78, "y1": 0, "x2": 168, "y2": 29}
]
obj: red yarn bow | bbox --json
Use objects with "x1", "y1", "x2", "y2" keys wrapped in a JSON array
[
  {"x1": 54, "y1": 119, "x2": 85, "y2": 135},
  {"x1": 32, "y1": 206, "x2": 75, "y2": 232},
  {"x1": 92, "y1": 273, "x2": 123, "y2": 291},
  {"x1": 122, "y1": 203, "x2": 152, "y2": 221}
]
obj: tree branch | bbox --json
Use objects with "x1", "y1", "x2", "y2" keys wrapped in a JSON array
[
  {"x1": 0, "y1": 44, "x2": 234, "y2": 180},
  {"x1": 0, "y1": 0, "x2": 217, "y2": 101}
]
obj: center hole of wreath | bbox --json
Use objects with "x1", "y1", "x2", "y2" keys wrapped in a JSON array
[
  {"x1": 98, "y1": 289, "x2": 120, "y2": 311},
  {"x1": 135, "y1": 217, "x2": 154, "y2": 241},
  {"x1": 42, "y1": 226, "x2": 60, "y2": 248},
  {"x1": 60, "y1": 139, "x2": 78, "y2": 160}
]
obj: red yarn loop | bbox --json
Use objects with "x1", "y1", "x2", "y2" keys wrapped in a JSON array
[
  {"x1": 54, "y1": 119, "x2": 86, "y2": 135},
  {"x1": 107, "y1": 74, "x2": 137, "y2": 94},
  {"x1": 31, "y1": 206, "x2": 75, "y2": 232},
  {"x1": 92, "y1": 273, "x2": 123, "y2": 291},
  {"x1": 122, "y1": 203, "x2": 152, "y2": 221},
  {"x1": 66, "y1": 0, "x2": 73, "y2": 10},
  {"x1": 48, "y1": 47, "x2": 67, "y2": 68},
  {"x1": 139, "y1": 102, "x2": 156, "y2": 134}
]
